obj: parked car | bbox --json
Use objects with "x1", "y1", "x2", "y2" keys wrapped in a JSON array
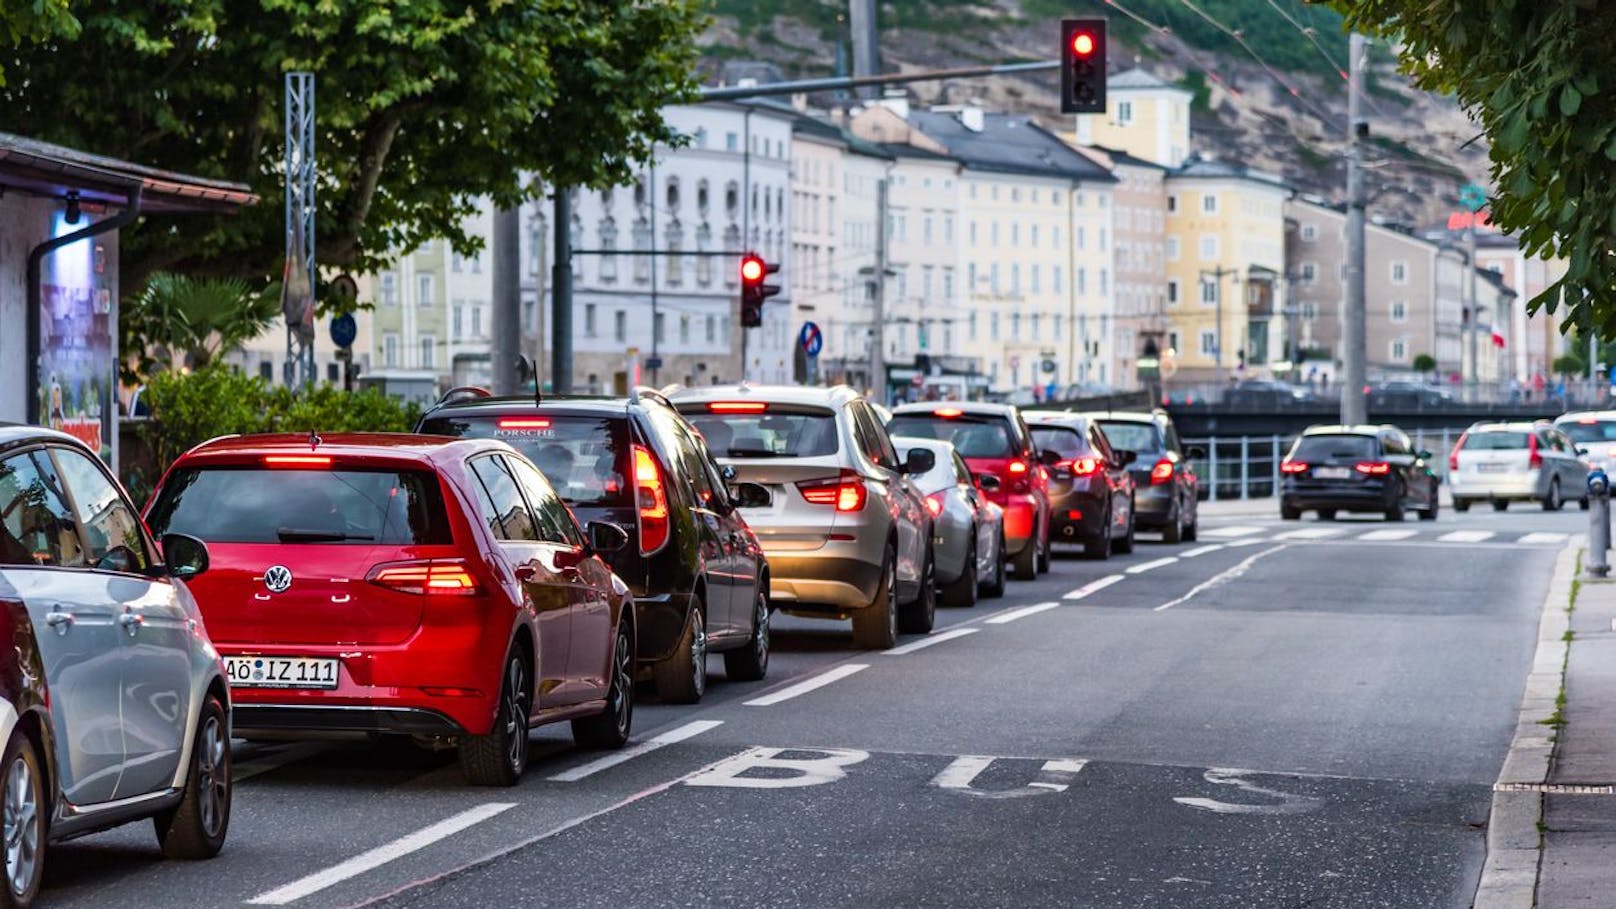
[
  {"x1": 417, "y1": 387, "x2": 769, "y2": 703},
  {"x1": 145, "y1": 433, "x2": 637, "y2": 786},
  {"x1": 1448, "y1": 421, "x2": 1589, "y2": 512},
  {"x1": 1223, "y1": 378, "x2": 1312, "y2": 408},
  {"x1": 1022, "y1": 411, "x2": 1137, "y2": 558},
  {"x1": 887, "y1": 402, "x2": 1052, "y2": 581},
  {"x1": 1553, "y1": 410, "x2": 1616, "y2": 472},
  {"x1": 890, "y1": 436, "x2": 1006, "y2": 606},
  {"x1": 1091, "y1": 410, "x2": 1201, "y2": 543},
  {"x1": 1368, "y1": 381, "x2": 1454, "y2": 409},
  {"x1": 670, "y1": 385, "x2": 936, "y2": 650},
  {"x1": 0, "y1": 427, "x2": 231, "y2": 906},
  {"x1": 1279, "y1": 424, "x2": 1440, "y2": 521}
]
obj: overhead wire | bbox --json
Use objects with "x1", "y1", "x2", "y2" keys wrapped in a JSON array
[{"x1": 1169, "y1": 0, "x2": 1341, "y2": 131}]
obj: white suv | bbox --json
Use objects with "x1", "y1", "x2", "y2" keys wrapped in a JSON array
[{"x1": 1448, "y1": 421, "x2": 1590, "y2": 512}]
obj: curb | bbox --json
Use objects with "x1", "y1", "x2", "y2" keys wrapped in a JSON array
[{"x1": 1474, "y1": 540, "x2": 1581, "y2": 909}]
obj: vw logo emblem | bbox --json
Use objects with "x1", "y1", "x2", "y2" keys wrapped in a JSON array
[{"x1": 262, "y1": 566, "x2": 293, "y2": 594}]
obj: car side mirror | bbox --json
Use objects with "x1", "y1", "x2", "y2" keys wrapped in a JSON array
[
  {"x1": 904, "y1": 448, "x2": 937, "y2": 475},
  {"x1": 730, "y1": 482, "x2": 772, "y2": 509},
  {"x1": 977, "y1": 474, "x2": 1002, "y2": 492},
  {"x1": 1186, "y1": 446, "x2": 1206, "y2": 460},
  {"x1": 1577, "y1": 446, "x2": 1591, "y2": 456},
  {"x1": 1417, "y1": 449, "x2": 1434, "y2": 460},
  {"x1": 586, "y1": 521, "x2": 629, "y2": 554},
  {"x1": 162, "y1": 533, "x2": 210, "y2": 581},
  {"x1": 1038, "y1": 448, "x2": 1064, "y2": 467}
]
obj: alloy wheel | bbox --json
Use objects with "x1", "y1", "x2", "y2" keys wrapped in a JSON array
[
  {"x1": 197, "y1": 716, "x2": 228, "y2": 838},
  {"x1": 4, "y1": 750, "x2": 37, "y2": 898},
  {"x1": 504, "y1": 657, "x2": 530, "y2": 773},
  {"x1": 752, "y1": 595, "x2": 770, "y2": 666},
  {"x1": 690, "y1": 611, "x2": 708, "y2": 698},
  {"x1": 610, "y1": 628, "x2": 633, "y2": 736}
]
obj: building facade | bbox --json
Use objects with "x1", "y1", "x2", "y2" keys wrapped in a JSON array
[{"x1": 1073, "y1": 69, "x2": 1193, "y2": 170}]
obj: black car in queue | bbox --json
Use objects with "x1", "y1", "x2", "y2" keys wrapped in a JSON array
[
  {"x1": 417, "y1": 387, "x2": 770, "y2": 703},
  {"x1": 1023, "y1": 412, "x2": 1138, "y2": 558},
  {"x1": 1090, "y1": 410, "x2": 1202, "y2": 543},
  {"x1": 1279, "y1": 424, "x2": 1440, "y2": 522}
]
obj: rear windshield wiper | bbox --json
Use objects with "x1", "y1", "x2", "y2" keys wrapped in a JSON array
[
  {"x1": 727, "y1": 448, "x2": 797, "y2": 458},
  {"x1": 276, "y1": 527, "x2": 376, "y2": 542}
]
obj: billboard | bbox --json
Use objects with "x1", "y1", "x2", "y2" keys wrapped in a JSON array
[{"x1": 36, "y1": 213, "x2": 116, "y2": 465}]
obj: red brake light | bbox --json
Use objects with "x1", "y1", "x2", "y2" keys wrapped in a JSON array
[
  {"x1": 263, "y1": 455, "x2": 332, "y2": 468},
  {"x1": 497, "y1": 418, "x2": 551, "y2": 429},
  {"x1": 1150, "y1": 458, "x2": 1174, "y2": 484},
  {"x1": 925, "y1": 492, "x2": 945, "y2": 517},
  {"x1": 935, "y1": 407, "x2": 964, "y2": 418},
  {"x1": 708, "y1": 401, "x2": 768, "y2": 414},
  {"x1": 1068, "y1": 457, "x2": 1103, "y2": 476},
  {"x1": 1280, "y1": 460, "x2": 1309, "y2": 474},
  {"x1": 368, "y1": 559, "x2": 479, "y2": 596},
  {"x1": 1528, "y1": 433, "x2": 1543, "y2": 469},
  {"x1": 633, "y1": 445, "x2": 670, "y2": 554},
  {"x1": 1578, "y1": 417, "x2": 1599, "y2": 425},
  {"x1": 798, "y1": 470, "x2": 867, "y2": 512},
  {"x1": 1354, "y1": 461, "x2": 1392, "y2": 476},
  {"x1": 1450, "y1": 431, "x2": 1467, "y2": 471},
  {"x1": 1007, "y1": 461, "x2": 1028, "y2": 474}
]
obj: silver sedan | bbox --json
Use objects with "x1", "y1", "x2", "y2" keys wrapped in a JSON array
[{"x1": 893, "y1": 436, "x2": 1006, "y2": 606}]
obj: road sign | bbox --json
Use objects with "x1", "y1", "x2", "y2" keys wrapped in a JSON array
[
  {"x1": 1041, "y1": 359, "x2": 1057, "y2": 374},
  {"x1": 1459, "y1": 183, "x2": 1488, "y2": 213},
  {"x1": 799, "y1": 321, "x2": 824, "y2": 357},
  {"x1": 329, "y1": 313, "x2": 357, "y2": 348},
  {"x1": 645, "y1": 356, "x2": 663, "y2": 370}
]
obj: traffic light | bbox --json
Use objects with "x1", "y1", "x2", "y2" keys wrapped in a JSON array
[
  {"x1": 740, "y1": 252, "x2": 780, "y2": 328},
  {"x1": 1060, "y1": 19, "x2": 1107, "y2": 115}
]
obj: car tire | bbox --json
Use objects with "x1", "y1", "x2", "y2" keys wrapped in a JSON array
[
  {"x1": 1543, "y1": 479, "x2": 1563, "y2": 512},
  {"x1": 1493, "y1": 500, "x2": 1509, "y2": 512},
  {"x1": 462, "y1": 648, "x2": 532, "y2": 784},
  {"x1": 1162, "y1": 504, "x2": 1183, "y2": 543},
  {"x1": 1183, "y1": 509, "x2": 1198, "y2": 542},
  {"x1": 1385, "y1": 483, "x2": 1405, "y2": 522},
  {"x1": 723, "y1": 588, "x2": 770, "y2": 682},
  {"x1": 652, "y1": 603, "x2": 706, "y2": 704},
  {"x1": 572, "y1": 621, "x2": 634, "y2": 750},
  {"x1": 1319, "y1": 509, "x2": 1337, "y2": 521},
  {"x1": 1113, "y1": 506, "x2": 1136, "y2": 554},
  {"x1": 1419, "y1": 482, "x2": 1440, "y2": 521},
  {"x1": 0, "y1": 731, "x2": 46, "y2": 907},
  {"x1": 1082, "y1": 509, "x2": 1112, "y2": 560},
  {"x1": 1035, "y1": 520, "x2": 1051, "y2": 574},
  {"x1": 852, "y1": 548, "x2": 900, "y2": 649},
  {"x1": 1280, "y1": 503, "x2": 1302, "y2": 520},
  {"x1": 154, "y1": 694, "x2": 231, "y2": 859},
  {"x1": 980, "y1": 535, "x2": 1007, "y2": 598},
  {"x1": 942, "y1": 539, "x2": 979, "y2": 608},
  {"x1": 1012, "y1": 534, "x2": 1040, "y2": 578},
  {"x1": 1453, "y1": 498, "x2": 1471, "y2": 513},
  {"x1": 899, "y1": 553, "x2": 937, "y2": 634}
]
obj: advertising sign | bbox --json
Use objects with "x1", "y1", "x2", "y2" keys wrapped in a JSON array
[{"x1": 37, "y1": 216, "x2": 115, "y2": 463}]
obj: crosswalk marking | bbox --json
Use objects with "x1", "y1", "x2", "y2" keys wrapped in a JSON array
[
  {"x1": 1274, "y1": 527, "x2": 1344, "y2": 540},
  {"x1": 1438, "y1": 530, "x2": 1496, "y2": 543},
  {"x1": 1200, "y1": 525, "x2": 1265, "y2": 539},
  {"x1": 1356, "y1": 529, "x2": 1417, "y2": 542},
  {"x1": 1517, "y1": 532, "x2": 1570, "y2": 545}
]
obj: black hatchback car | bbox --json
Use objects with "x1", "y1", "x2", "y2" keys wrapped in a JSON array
[
  {"x1": 1090, "y1": 410, "x2": 1202, "y2": 543},
  {"x1": 1023, "y1": 412, "x2": 1137, "y2": 558},
  {"x1": 418, "y1": 388, "x2": 769, "y2": 703},
  {"x1": 1279, "y1": 424, "x2": 1440, "y2": 521}
]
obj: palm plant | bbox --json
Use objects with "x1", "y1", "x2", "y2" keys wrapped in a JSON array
[{"x1": 122, "y1": 274, "x2": 280, "y2": 383}]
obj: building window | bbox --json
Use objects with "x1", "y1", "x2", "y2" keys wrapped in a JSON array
[
  {"x1": 1199, "y1": 235, "x2": 1218, "y2": 260},
  {"x1": 696, "y1": 224, "x2": 712, "y2": 286},
  {"x1": 1301, "y1": 224, "x2": 1317, "y2": 242},
  {"x1": 1167, "y1": 331, "x2": 1179, "y2": 353},
  {"x1": 969, "y1": 312, "x2": 978, "y2": 340},
  {"x1": 654, "y1": 313, "x2": 666, "y2": 343},
  {"x1": 1030, "y1": 264, "x2": 1040, "y2": 294},
  {"x1": 725, "y1": 132, "x2": 738, "y2": 151},
  {"x1": 1390, "y1": 300, "x2": 1407, "y2": 323},
  {"x1": 614, "y1": 310, "x2": 627, "y2": 342},
  {"x1": 1054, "y1": 314, "x2": 1064, "y2": 339},
  {"x1": 379, "y1": 272, "x2": 397, "y2": 306},
  {"x1": 633, "y1": 217, "x2": 651, "y2": 283},
  {"x1": 990, "y1": 312, "x2": 1000, "y2": 341},
  {"x1": 943, "y1": 267, "x2": 954, "y2": 303},
  {"x1": 1300, "y1": 262, "x2": 1317, "y2": 284},
  {"x1": 1117, "y1": 100, "x2": 1133, "y2": 124},
  {"x1": 259, "y1": 361, "x2": 273, "y2": 381},
  {"x1": 679, "y1": 314, "x2": 690, "y2": 344},
  {"x1": 1199, "y1": 331, "x2": 1217, "y2": 356},
  {"x1": 1303, "y1": 302, "x2": 1317, "y2": 320},
  {"x1": 1053, "y1": 266, "x2": 1063, "y2": 294},
  {"x1": 706, "y1": 314, "x2": 716, "y2": 343},
  {"x1": 599, "y1": 219, "x2": 618, "y2": 283},
  {"x1": 1077, "y1": 268, "x2": 1086, "y2": 295},
  {"x1": 472, "y1": 305, "x2": 482, "y2": 337},
  {"x1": 1390, "y1": 261, "x2": 1408, "y2": 284},
  {"x1": 1201, "y1": 193, "x2": 1218, "y2": 214},
  {"x1": 970, "y1": 221, "x2": 978, "y2": 245},
  {"x1": 1390, "y1": 338, "x2": 1407, "y2": 361},
  {"x1": 1010, "y1": 264, "x2": 1020, "y2": 294},
  {"x1": 1167, "y1": 279, "x2": 1180, "y2": 305},
  {"x1": 584, "y1": 303, "x2": 598, "y2": 337},
  {"x1": 452, "y1": 303, "x2": 464, "y2": 339},
  {"x1": 666, "y1": 221, "x2": 684, "y2": 286},
  {"x1": 451, "y1": 253, "x2": 464, "y2": 273},
  {"x1": 1166, "y1": 237, "x2": 1180, "y2": 261},
  {"x1": 1167, "y1": 195, "x2": 1178, "y2": 213},
  {"x1": 1200, "y1": 280, "x2": 1218, "y2": 305},
  {"x1": 1011, "y1": 313, "x2": 1021, "y2": 340},
  {"x1": 416, "y1": 274, "x2": 433, "y2": 308},
  {"x1": 420, "y1": 336, "x2": 435, "y2": 369}
]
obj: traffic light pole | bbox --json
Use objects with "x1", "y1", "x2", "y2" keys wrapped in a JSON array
[
  {"x1": 552, "y1": 187, "x2": 574, "y2": 394},
  {"x1": 1341, "y1": 31, "x2": 1368, "y2": 425}
]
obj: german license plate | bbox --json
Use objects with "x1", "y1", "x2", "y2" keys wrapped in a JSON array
[
  {"x1": 1313, "y1": 467, "x2": 1350, "y2": 479},
  {"x1": 224, "y1": 656, "x2": 339, "y2": 689},
  {"x1": 1477, "y1": 463, "x2": 1510, "y2": 473}
]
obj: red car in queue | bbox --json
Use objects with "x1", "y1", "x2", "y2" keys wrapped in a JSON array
[
  {"x1": 143, "y1": 433, "x2": 637, "y2": 786},
  {"x1": 886, "y1": 402, "x2": 1051, "y2": 580}
]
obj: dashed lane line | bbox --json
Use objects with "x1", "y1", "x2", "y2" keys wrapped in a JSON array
[
  {"x1": 1063, "y1": 574, "x2": 1125, "y2": 600},
  {"x1": 885, "y1": 627, "x2": 980, "y2": 656},
  {"x1": 984, "y1": 601, "x2": 1061, "y2": 625},
  {"x1": 1199, "y1": 525, "x2": 1266, "y2": 539},
  {"x1": 1274, "y1": 527, "x2": 1344, "y2": 540},
  {"x1": 1126, "y1": 557, "x2": 1179, "y2": 574},
  {"x1": 1439, "y1": 530, "x2": 1496, "y2": 543},
  {"x1": 1153, "y1": 544, "x2": 1290, "y2": 612},
  {"x1": 743, "y1": 664, "x2": 869, "y2": 706},
  {"x1": 1356, "y1": 529, "x2": 1417, "y2": 541},
  {"x1": 1179, "y1": 544, "x2": 1225, "y2": 558},
  {"x1": 549, "y1": 720, "x2": 724, "y2": 782}
]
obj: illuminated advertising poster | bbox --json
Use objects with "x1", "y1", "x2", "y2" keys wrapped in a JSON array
[{"x1": 37, "y1": 214, "x2": 116, "y2": 464}]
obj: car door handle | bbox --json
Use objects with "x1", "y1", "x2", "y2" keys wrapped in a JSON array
[
  {"x1": 118, "y1": 612, "x2": 143, "y2": 634},
  {"x1": 44, "y1": 612, "x2": 73, "y2": 634}
]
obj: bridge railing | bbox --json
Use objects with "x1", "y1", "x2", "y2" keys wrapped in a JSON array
[{"x1": 1184, "y1": 426, "x2": 1472, "y2": 501}]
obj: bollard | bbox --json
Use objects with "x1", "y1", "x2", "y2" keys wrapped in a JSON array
[{"x1": 1589, "y1": 469, "x2": 1610, "y2": 578}]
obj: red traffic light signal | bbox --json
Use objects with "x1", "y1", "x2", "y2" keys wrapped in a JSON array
[
  {"x1": 1071, "y1": 31, "x2": 1095, "y2": 57},
  {"x1": 740, "y1": 254, "x2": 765, "y2": 284},
  {"x1": 739, "y1": 252, "x2": 781, "y2": 328},
  {"x1": 1061, "y1": 18, "x2": 1107, "y2": 115}
]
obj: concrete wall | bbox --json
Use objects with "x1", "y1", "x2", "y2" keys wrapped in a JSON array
[{"x1": 0, "y1": 195, "x2": 57, "y2": 423}]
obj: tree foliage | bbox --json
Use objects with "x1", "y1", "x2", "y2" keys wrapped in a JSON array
[
  {"x1": 0, "y1": 0, "x2": 78, "y2": 82},
  {"x1": 121, "y1": 273, "x2": 281, "y2": 383},
  {"x1": 1, "y1": 0, "x2": 706, "y2": 293},
  {"x1": 1336, "y1": 0, "x2": 1616, "y2": 337}
]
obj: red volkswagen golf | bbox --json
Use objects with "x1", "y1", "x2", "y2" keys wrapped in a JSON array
[{"x1": 144, "y1": 433, "x2": 636, "y2": 786}]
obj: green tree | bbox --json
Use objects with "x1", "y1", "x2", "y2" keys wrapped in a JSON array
[
  {"x1": 0, "y1": 0, "x2": 78, "y2": 83},
  {"x1": 121, "y1": 273, "x2": 281, "y2": 383},
  {"x1": 1337, "y1": 1, "x2": 1616, "y2": 336},
  {"x1": 1, "y1": 0, "x2": 705, "y2": 293},
  {"x1": 1553, "y1": 352, "x2": 1587, "y2": 379},
  {"x1": 1411, "y1": 353, "x2": 1437, "y2": 377}
]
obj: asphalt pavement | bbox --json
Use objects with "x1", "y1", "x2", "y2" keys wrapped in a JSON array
[{"x1": 43, "y1": 500, "x2": 1580, "y2": 909}]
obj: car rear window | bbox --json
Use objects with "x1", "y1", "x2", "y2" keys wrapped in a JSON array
[
  {"x1": 419, "y1": 414, "x2": 632, "y2": 506},
  {"x1": 1096, "y1": 420, "x2": 1162, "y2": 454},
  {"x1": 681, "y1": 407, "x2": 840, "y2": 458},
  {"x1": 1030, "y1": 426, "x2": 1092, "y2": 459},
  {"x1": 1290, "y1": 435, "x2": 1379, "y2": 461},
  {"x1": 1463, "y1": 430, "x2": 1531, "y2": 450},
  {"x1": 1561, "y1": 421, "x2": 1616, "y2": 444},
  {"x1": 887, "y1": 414, "x2": 1015, "y2": 458},
  {"x1": 147, "y1": 468, "x2": 453, "y2": 544}
]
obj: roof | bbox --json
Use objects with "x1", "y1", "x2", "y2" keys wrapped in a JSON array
[
  {"x1": 1020, "y1": 410, "x2": 1094, "y2": 426},
  {"x1": 1085, "y1": 144, "x2": 1169, "y2": 172},
  {"x1": 1301, "y1": 424, "x2": 1398, "y2": 435},
  {"x1": 877, "y1": 142, "x2": 958, "y2": 163},
  {"x1": 791, "y1": 113, "x2": 847, "y2": 145},
  {"x1": 1478, "y1": 268, "x2": 1519, "y2": 296},
  {"x1": 1171, "y1": 154, "x2": 1291, "y2": 191},
  {"x1": 176, "y1": 432, "x2": 493, "y2": 464},
  {"x1": 890, "y1": 401, "x2": 1019, "y2": 418},
  {"x1": 0, "y1": 132, "x2": 257, "y2": 213},
  {"x1": 1108, "y1": 68, "x2": 1189, "y2": 93},
  {"x1": 667, "y1": 383, "x2": 862, "y2": 409},
  {"x1": 0, "y1": 423, "x2": 92, "y2": 452},
  {"x1": 906, "y1": 110, "x2": 1115, "y2": 183}
]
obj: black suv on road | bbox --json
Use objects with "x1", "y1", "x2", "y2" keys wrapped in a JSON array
[
  {"x1": 418, "y1": 388, "x2": 770, "y2": 703},
  {"x1": 1088, "y1": 410, "x2": 1202, "y2": 543}
]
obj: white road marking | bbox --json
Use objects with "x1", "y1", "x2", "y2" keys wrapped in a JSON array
[
  {"x1": 1440, "y1": 530, "x2": 1496, "y2": 543},
  {"x1": 549, "y1": 720, "x2": 723, "y2": 782},
  {"x1": 1126, "y1": 557, "x2": 1179, "y2": 574},
  {"x1": 247, "y1": 802, "x2": 517, "y2": 905},
  {"x1": 931, "y1": 756, "x2": 1089, "y2": 797},
  {"x1": 1223, "y1": 537, "x2": 1269, "y2": 548},
  {"x1": 1063, "y1": 574, "x2": 1125, "y2": 600},
  {"x1": 1153, "y1": 544, "x2": 1290, "y2": 612},
  {"x1": 744, "y1": 664, "x2": 869, "y2": 706},
  {"x1": 1179, "y1": 544, "x2": 1225, "y2": 558},
  {"x1": 1274, "y1": 527, "x2": 1344, "y2": 540},
  {"x1": 1173, "y1": 768, "x2": 1322, "y2": 815},
  {"x1": 985, "y1": 601, "x2": 1061, "y2": 624},
  {"x1": 885, "y1": 627, "x2": 979, "y2": 656},
  {"x1": 1200, "y1": 525, "x2": 1265, "y2": 539},
  {"x1": 1518, "y1": 532, "x2": 1570, "y2": 545},
  {"x1": 685, "y1": 747, "x2": 869, "y2": 789},
  {"x1": 1356, "y1": 529, "x2": 1417, "y2": 541}
]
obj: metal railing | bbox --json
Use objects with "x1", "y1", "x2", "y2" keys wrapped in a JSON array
[{"x1": 1183, "y1": 426, "x2": 1472, "y2": 500}]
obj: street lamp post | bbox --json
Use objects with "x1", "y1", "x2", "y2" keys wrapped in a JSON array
[{"x1": 1200, "y1": 266, "x2": 1240, "y2": 391}]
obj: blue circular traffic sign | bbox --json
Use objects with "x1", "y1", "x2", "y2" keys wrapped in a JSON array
[
  {"x1": 330, "y1": 313, "x2": 357, "y2": 348},
  {"x1": 799, "y1": 321, "x2": 823, "y2": 358}
]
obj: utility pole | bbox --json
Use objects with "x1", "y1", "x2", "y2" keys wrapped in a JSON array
[
  {"x1": 849, "y1": 0, "x2": 879, "y2": 99},
  {"x1": 492, "y1": 204, "x2": 521, "y2": 395},
  {"x1": 1200, "y1": 266, "x2": 1239, "y2": 391},
  {"x1": 871, "y1": 176, "x2": 889, "y2": 403},
  {"x1": 1465, "y1": 224, "x2": 1478, "y2": 398},
  {"x1": 552, "y1": 188, "x2": 574, "y2": 394},
  {"x1": 1342, "y1": 31, "x2": 1369, "y2": 425}
]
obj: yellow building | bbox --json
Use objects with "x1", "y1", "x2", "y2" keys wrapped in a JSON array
[
  {"x1": 1073, "y1": 69, "x2": 1192, "y2": 170},
  {"x1": 1162, "y1": 156, "x2": 1291, "y2": 388}
]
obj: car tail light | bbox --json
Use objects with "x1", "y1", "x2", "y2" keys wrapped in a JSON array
[
  {"x1": 1280, "y1": 460, "x2": 1309, "y2": 474},
  {"x1": 1004, "y1": 459, "x2": 1033, "y2": 493},
  {"x1": 633, "y1": 445, "x2": 670, "y2": 554},
  {"x1": 498, "y1": 417, "x2": 551, "y2": 430},
  {"x1": 1450, "y1": 431, "x2": 1468, "y2": 471},
  {"x1": 368, "y1": 559, "x2": 479, "y2": 595},
  {"x1": 798, "y1": 469, "x2": 867, "y2": 512},
  {"x1": 707, "y1": 401, "x2": 768, "y2": 414},
  {"x1": 925, "y1": 492, "x2": 946, "y2": 517},
  {"x1": 1066, "y1": 457, "x2": 1103, "y2": 476},
  {"x1": 1528, "y1": 433, "x2": 1543, "y2": 469},
  {"x1": 935, "y1": 407, "x2": 964, "y2": 418},
  {"x1": 1150, "y1": 458, "x2": 1174, "y2": 484},
  {"x1": 1354, "y1": 461, "x2": 1392, "y2": 476},
  {"x1": 263, "y1": 454, "x2": 332, "y2": 468}
]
